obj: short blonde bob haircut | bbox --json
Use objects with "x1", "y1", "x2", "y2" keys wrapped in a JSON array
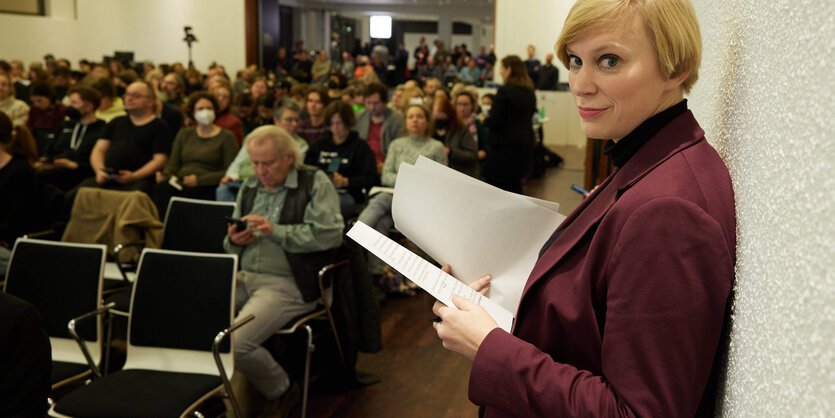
[
  {"x1": 245, "y1": 125, "x2": 303, "y2": 169},
  {"x1": 555, "y1": 0, "x2": 702, "y2": 93}
]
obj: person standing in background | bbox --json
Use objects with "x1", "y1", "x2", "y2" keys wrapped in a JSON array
[{"x1": 482, "y1": 55, "x2": 536, "y2": 193}]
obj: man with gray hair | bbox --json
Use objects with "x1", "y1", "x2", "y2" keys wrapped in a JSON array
[
  {"x1": 216, "y1": 100, "x2": 308, "y2": 201},
  {"x1": 224, "y1": 124, "x2": 343, "y2": 414},
  {"x1": 159, "y1": 72, "x2": 186, "y2": 109}
]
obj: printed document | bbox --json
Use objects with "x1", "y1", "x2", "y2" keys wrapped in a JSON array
[{"x1": 347, "y1": 221, "x2": 514, "y2": 332}]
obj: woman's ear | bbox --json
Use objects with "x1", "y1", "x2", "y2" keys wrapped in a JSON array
[{"x1": 666, "y1": 70, "x2": 690, "y2": 91}]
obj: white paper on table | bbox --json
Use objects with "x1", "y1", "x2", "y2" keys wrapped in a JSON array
[
  {"x1": 391, "y1": 157, "x2": 566, "y2": 315},
  {"x1": 347, "y1": 221, "x2": 514, "y2": 332}
]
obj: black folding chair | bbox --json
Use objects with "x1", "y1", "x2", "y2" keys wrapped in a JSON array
[
  {"x1": 3, "y1": 239, "x2": 108, "y2": 390},
  {"x1": 273, "y1": 258, "x2": 350, "y2": 418},
  {"x1": 105, "y1": 197, "x2": 236, "y2": 315},
  {"x1": 50, "y1": 249, "x2": 252, "y2": 418},
  {"x1": 160, "y1": 196, "x2": 236, "y2": 253}
]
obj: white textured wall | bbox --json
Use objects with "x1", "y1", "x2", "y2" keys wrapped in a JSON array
[
  {"x1": 688, "y1": 0, "x2": 835, "y2": 415},
  {"x1": 494, "y1": 0, "x2": 572, "y2": 83},
  {"x1": 493, "y1": 0, "x2": 835, "y2": 414},
  {"x1": 0, "y1": 0, "x2": 246, "y2": 74}
]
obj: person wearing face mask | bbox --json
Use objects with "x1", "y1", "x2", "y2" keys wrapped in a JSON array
[
  {"x1": 432, "y1": 95, "x2": 478, "y2": 178},
  {"x1": 37, "y1": 86, "x2": 106, "y2": 192},
  {"x1": 152, "y1": 91, "x2": 238, "y2": 216}
]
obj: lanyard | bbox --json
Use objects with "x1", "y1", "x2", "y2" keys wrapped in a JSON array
[{"x1": 69, "y1": 123, "x2": 88, "y2": 151}]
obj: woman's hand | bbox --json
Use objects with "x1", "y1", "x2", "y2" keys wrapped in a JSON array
[
  {"x1": 183, "y1": 174, "x2": 198, "y2": 187},
  {"x1": 433, "y1": 295, "x2": 499, "y2": 360},
  {"x1": 432, "y1": 265, "x2": 498, "y2": 359},
  {"x1": 242, "y1": 214, "x2": 273, "y2": 236},
  {"x1": 155, "y1": 171, "x2": 165, "y2": 183}
]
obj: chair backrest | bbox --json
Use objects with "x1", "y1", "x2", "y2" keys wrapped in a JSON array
[
  {"x1": 161, "y1": 197, "x2": 236, "y2": 254},
  {"x1": 124, "y1": 248, "x2": 237, "y2": 376},
  {"x1": 3, "y1": 238, "x2": 106, "y2": 364}
]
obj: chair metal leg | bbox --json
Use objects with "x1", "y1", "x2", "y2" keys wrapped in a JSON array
[
  {"x1": 104, "y1": 310, "x2": 113, "y2": 376},
  {"x1": 213, "y1": 314, "x2": 255, "y2": 418},
  {"x1": 301, "y1": 324, "x2": 314, "y2": 418}
]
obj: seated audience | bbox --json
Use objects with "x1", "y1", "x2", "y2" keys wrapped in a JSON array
[
  {"x1": 417, "y1": 56, "x2": 444, "y2": 82},
  {"x1": 389, "y1": 85, "x2": 405, "y2": 112},
  {"x1": 433, "y1": 95, "x2": 478, "y2": 178},
  {"x1": 38, "y1": 85, "x2": 106, "y2": 192},
  {"x1": 311, "y1": 50, "x2": 332, "y2": 84},
  {"x1": 212, "y1": 84, "x2": 244, "y2": 146},
  {"x1": 453, "y1": 89, "x2": 489, "y2": 177},
  {"x1": 0, "y1": 73, "x2": 29, "y2": 126},
  {"x1": 297, "y1": 85, "x2": 330, "y2": 145},
  {"x1": 355, "y1": 82, "x2": 404, "y2": 171},
  {"x1": 224, "y1": 125, "x2": 343, "y2": 416},
  {"x1": 84, "y1": 80, "x2": 170, "y2": 194},
  {"x1": 160, "y1": 72, "x2": 187, "y2": 109},
  {"x1": 0, "y1": 112, "x2": 50, "y2": 246},
  {"x1": 52, "y1": 66, "x2": 71, "y2": 102},
  {"x1": 357, "y1": 104, "x2": 447, "y2": 275},
  {"x1": 458, "y1": 58, "x2": 482, "y2": 86},
  {"x1": 248, "y1": 77, "x2": 268, "y2": 102},
  {"x1": 291, "y1": 50, "x2": 313, "y2": 83},
  {"x1": 353, "y1": 56, "x2": 374, "y2": 80},
  {"x1": 217, "y1": 101, "x2": 308, "y2": 202},
  {"x1": 243, "y1": 93, "x2": 275, "y2": 134},
  {"x1": 27, "y1": 80, "x2": 66, "y2": 153},
  {"x1": 152, "y1": 92, "x2": 238, "y2": 215},
  {"x1": 479, "y1": 93, "x2": 495, "y2": 121},
  {"x1": 305, "y1": 101, "x2": 379, "y2": 219},
  {"x1": 90, "y1": 76, "x2": 126, "y2": 123},
  {"x1": 422, "y1": 78, "x2": 441, "y2": 108}
]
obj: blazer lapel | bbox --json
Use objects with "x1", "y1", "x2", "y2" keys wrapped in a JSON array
[{"x1": 515, "y1": 111, "x2": 705, "y2": 325}]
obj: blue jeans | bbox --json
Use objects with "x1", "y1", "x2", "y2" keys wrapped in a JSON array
[{"x1": 215, "y1": 183, "x2": 240, "y2": 202}]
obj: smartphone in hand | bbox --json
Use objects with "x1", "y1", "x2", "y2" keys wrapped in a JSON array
[{"x1": 225, "y1": 216, "x2": 248, "y2": 232}]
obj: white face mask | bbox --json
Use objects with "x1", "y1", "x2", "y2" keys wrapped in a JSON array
[
  {"x1": 194, "y1": 108, "x2": 216, "y2": 126},
  {"x1": 481, "y1": 105, "x2": 491, "y2": 115}
]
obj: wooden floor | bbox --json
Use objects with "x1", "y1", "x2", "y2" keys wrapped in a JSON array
[{"x1": 299, "y1": 145, "x2": 586, "y2": 418}]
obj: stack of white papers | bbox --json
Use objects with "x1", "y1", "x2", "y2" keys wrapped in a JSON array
[{"x1": 347, "y1": 156, "x2": 566, "y2": 330}]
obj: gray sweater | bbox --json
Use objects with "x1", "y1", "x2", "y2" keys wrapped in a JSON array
[{"x1": 381, "y1": 136, "x2": 447, "y2": 186}]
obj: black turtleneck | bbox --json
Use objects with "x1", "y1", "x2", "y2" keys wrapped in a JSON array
[
  {"x1": 602, "y1": 99, "x2": 688, "y2": 167},
  {"x1": 537, "y1": 100, "x2": 688, "y2": 259}
]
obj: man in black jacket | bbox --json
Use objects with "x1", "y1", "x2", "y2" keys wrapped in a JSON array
[{"x1": 536, "y1": 53, "x2": 560, "y2": 91}]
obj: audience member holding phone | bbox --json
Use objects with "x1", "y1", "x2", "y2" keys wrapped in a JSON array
[{"x1": 304, "y1": 100, "x2": 378, "y2": 219}]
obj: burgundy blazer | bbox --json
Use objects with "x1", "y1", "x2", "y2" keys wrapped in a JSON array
[{"x1": 469, "y1": 111, "x2": 736, "y2": 417}]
